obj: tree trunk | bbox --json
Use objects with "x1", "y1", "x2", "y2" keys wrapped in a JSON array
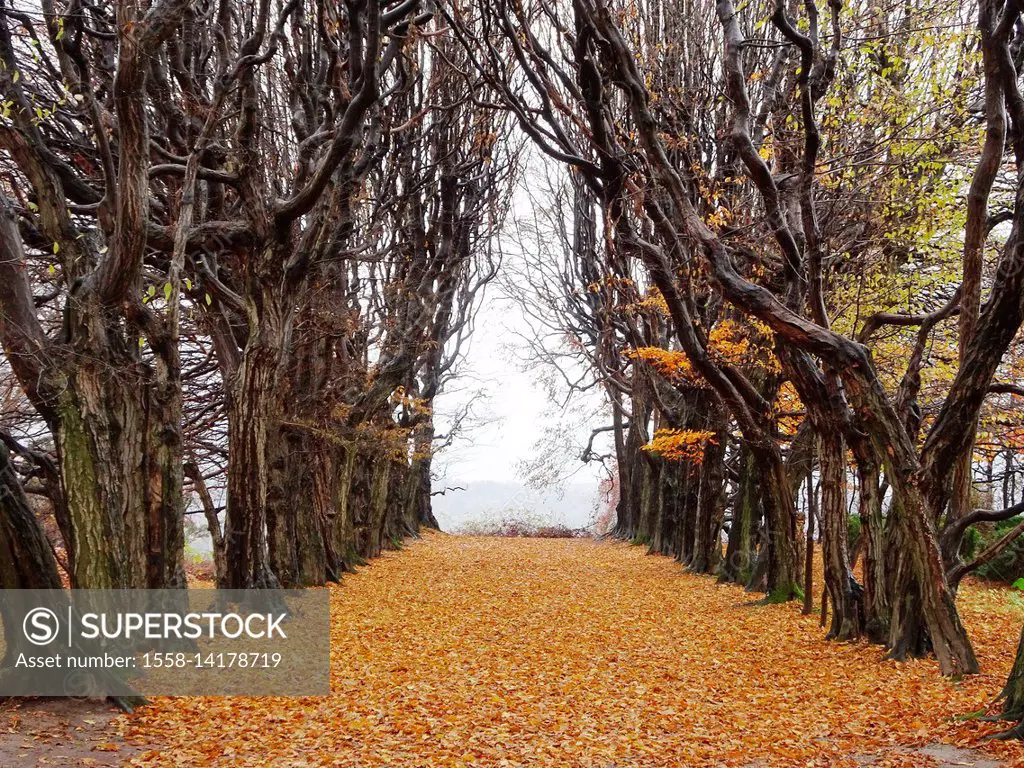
[
  {"x1": 0, "y1": 447, "x2": 66, "y2": 672},
  {"x1": 345, "y1": 446, "x2": 396, "y2": 561},
  {"x1": 385, "y1": 459, "x2": 414, "y2": 547},
  {"x1": 818, "y1": 431, "x2": 860, "y2": 640},
  {"x1": 266, "y1": 428, "x2": 300, "y2": 587},
  {"x1": 839, "y1": 369, "x2": 979, "y2": 675},
  {"x1": 998, "y1": 628, "x2": 1024, "y2": 734},
  {"x1": 721, "y1": 447, "x2": 760, "y2": 585},
  {"x1": 650, "y1": 459, "x2": 671, "y2": 556},
  {"x1": 224, "y1": 283, "x2": 284, "y2": 590},
  {"x1": 266, "y1": 429, "x2": 332, "y2": 588},
  {"x1": 678, "y1": 461, "x2": 698, "y2": 563},
  {"x1": 856, "y1": 452, "x2": 889, "y2": 643},
  {"x1": 329, "y1": 444, "x2": 361, "y2": 572},
  {"x1": 0, "y1": 448, "x2": 148, "y2": 711},
  {"x1": 55, "y1": 308, "x2": 185, "y2": 591},
  {"x1": 0, "y1": 449, "x2": 63, "y2": 591},
  {"x1": 616, "y1": 394, "x2": 650, "y2": 541},
  {"x1": 803, "y1": 471, "x2": 816, "y2": 615},
  {"x1": 413, "y1": 422, "x2": 440, "y2": 529},
  {"x1": 610, "y1": 392, "x2": 632, "y2": 539},
  {"x1": 367, "y1": 455, "x2": 393, "y2": 559},
  {"x1": 755, "y1": 445, "x2": 803, "y2": 602},
  {"x1": 885, "y1": 479, "x2": 979, "y2": 674},
  {"x1": 691, "y1": 425, "x2": 726, "y2": 574},
  {"x1": 636, "y1": 451, "x2": 657, "y2": 546}
]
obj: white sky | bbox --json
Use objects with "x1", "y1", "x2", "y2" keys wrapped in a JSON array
[
  {"x1": 431, "y1": 266, "x2": 610, "y2": 489},
  {"x1": 430, "y1": 160, "x2": 614, "y2": 520}
]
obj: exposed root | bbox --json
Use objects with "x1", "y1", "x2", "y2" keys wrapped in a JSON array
[
  {"x1": 110, "y1": 695, "x2": 148, "y2": 714},
  {"x1": 986, "y1": 721, "x2": 1024, "y2": 741}
]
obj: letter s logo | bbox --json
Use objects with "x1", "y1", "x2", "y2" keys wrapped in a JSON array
[{"x1": 23, "y1": 607, "x2": 60, "y2": 646}]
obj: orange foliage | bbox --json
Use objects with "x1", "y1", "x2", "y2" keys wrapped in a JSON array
[
  {"x1": 628, "y1": 319, "x2": 778, "y2": 386},
  {"x1": 635, "y1": 287, "x2": 669, "y2": 315},
  {"x1": 642, "y1": 428, "x2": 716, "y2": 463},
  {"x1": 628, "y1": 346, "x2": 694, "y2": 381},
  {"x1": 774, "y1": 381, "x2": 805, "y2": 437},
  {"x1": 121, "y1": 535, "x2": 1024, "y2": 766}
]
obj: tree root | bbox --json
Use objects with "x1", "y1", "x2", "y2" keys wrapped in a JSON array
[
  {"x1": 110, "y1": 695, "x2": 148, "y2": 714},
  {"x1": 985, "y1": 721, "x2": 1024, "y2": 741}
]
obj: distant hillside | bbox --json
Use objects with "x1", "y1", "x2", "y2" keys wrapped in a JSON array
[{"x1": 432, "y1": 480, "x2": 599, "y2": 532}]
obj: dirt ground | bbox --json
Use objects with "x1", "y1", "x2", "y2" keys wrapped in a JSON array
[
  {"x1": 0, "y1": 698, "x2": 142, "y2": 767},
  {"x1": 864, "y1": 744, "x2": 1005, "y2": 766}
]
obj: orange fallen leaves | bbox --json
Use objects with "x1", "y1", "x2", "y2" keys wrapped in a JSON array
[{"x1": 122, "y1": 533, "x2": 1024, "y2": 767}]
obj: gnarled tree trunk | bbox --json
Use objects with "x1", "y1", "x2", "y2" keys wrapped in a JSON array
[
  {"x1": 56, "y1": 292, "x2": 185, "y2": 590},
  {"x1": 224, "y1": 280, "x2": 285, "y2": 590},
  {"x1": 691, "y1": 422, "x2": 726, "y2": 574},
  {"x1": 818, "y1": 431, "x2": 860, "y2": 640}
]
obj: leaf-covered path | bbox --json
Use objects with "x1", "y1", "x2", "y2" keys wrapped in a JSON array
[{"x1": 125, "y1": 534, "x2": 1024, "y2": 766}]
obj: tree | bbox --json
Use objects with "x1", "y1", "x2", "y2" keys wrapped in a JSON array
[
  {"x1": 448, "y1": 0, "x2": 1024, "y2": 675},
  {"x1": 0, "y1": 1, "x2": 194, "y2": 588},
  {"x1": 0, "y1": 0, "x2": 516, "y2": 595}
]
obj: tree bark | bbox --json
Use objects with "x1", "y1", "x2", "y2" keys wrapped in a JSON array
[
  {"x1": 803, "y1": 472, "x2": 816, "y2": 616},
  {"x1": 755, "y1": 445, "x2": 803, "y2": 602},
  {"x1": 413, "y1": 422, "x2": 441, "y2": 529},
  {"x1": 691, "y1": 423, "x2": 726, "y2": 574},
  {"x1": 0, "y1": 449, "x2": 63, "y2": 591},
  {"x1": 998, "y1": 628, "x2": 1024, "y2": 727},
  {"x1": 856, "y1": 452, "x2": 890, "y2": 643},
  {"x1": 224, "y1": 280, "x2": 284, "y2": 590},
  {"x1": 818, "y1": 431, "x2": 860, "y2": 640},
  {"x1": 721, "y1": 447, "x2": 759, "y2": 585}
]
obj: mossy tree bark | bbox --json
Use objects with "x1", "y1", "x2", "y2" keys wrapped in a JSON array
[
  {"x1": 755, "y1": 445, "x2": 803, "y2": 603},
  {"x1": 691, "y1": 420, "x2": 726, "y2": 574},
  {"x1": 994, "y1": 629, "x2": 1024, "y2": 739},
  {"x1": 720, "y1": 447, "x2": 760, "y2": 586}
]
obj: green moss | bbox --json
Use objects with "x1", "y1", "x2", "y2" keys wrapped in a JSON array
[
  {"x1": 56, "y1": 392, "x2": 113, "y2": 588},
  {"x1": 960, "y1": 526, "x2": 981, "y2": 561},
  {"x1": 343, "y1": 545, "x2": 367, "y2": 569},
  {"x1": 847, "y1": 514, "x2": 862, "y2": 551},
  {"x1": 763, "y1": 583, "x2": 803, "y2": 604},
  {"x1": 973, "y1": 516, "x2": 1024, "y2": 584}
]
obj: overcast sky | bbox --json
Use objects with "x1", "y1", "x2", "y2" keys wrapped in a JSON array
[
  {"x1": 431, "y1": 261, "x2": 609, "y2": 490},
  {"x1": 428, "y1": 280, "x2": 611, "y2": 530},
  {"x1": 427, "y1": 160, "x2": 617, "y2": 531}
]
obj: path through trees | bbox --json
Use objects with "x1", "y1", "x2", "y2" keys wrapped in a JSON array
[
  {"x1": 114, "y1": 534, "x2": 1024, "y2": 766},
  {"x1": 4, "y1": 0, "x2": 1024, "y2": 755}
]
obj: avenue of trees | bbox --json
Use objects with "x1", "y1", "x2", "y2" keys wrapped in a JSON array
[
  {"x1": 3, "y1": 0, "x2": 1024, "y2": 738},
  {"x1": 452, "y1": 0, "x2": 1024, "y2": 733},
  {"x1": 0, "y1": 0, "x2": 519, "y2": 594}
]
